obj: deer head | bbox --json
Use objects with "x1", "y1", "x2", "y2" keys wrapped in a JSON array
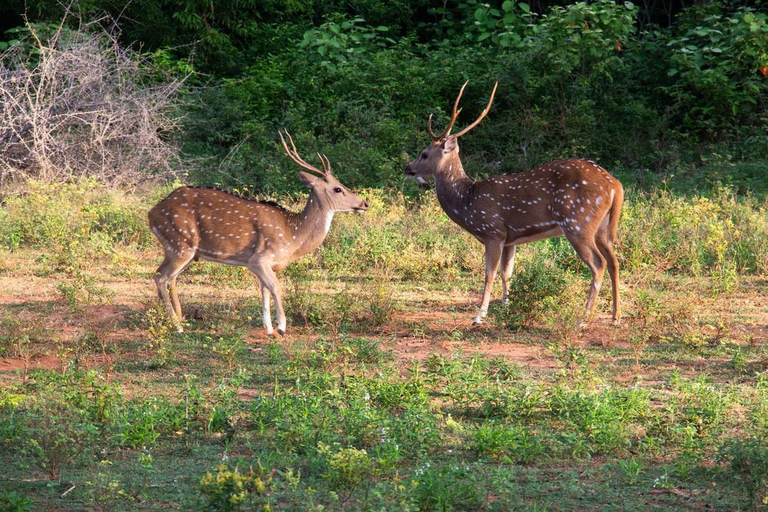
[
  {"x1": 404, "y1": 81, "x2": 497, "y2": 184},
  {"x1": 279, "y1": 131, "x2": 368, "y2": 214}
]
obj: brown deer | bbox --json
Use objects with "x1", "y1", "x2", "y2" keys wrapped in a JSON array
[
  {"x1": 404, "y1": 82, "x2": 623, "y2": 326},
  {"x1": 149, "y1": 130, "x2": 368, "y2": 335}
]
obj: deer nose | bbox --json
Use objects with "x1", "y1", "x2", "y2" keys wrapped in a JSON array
[{"x1": 404, "y1": 163, "x2": 413, "y2": 175}]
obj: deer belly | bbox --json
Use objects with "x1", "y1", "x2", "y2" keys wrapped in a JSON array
[{"x1": 511, "y1": 227, "x2": 564, "y2": 245}]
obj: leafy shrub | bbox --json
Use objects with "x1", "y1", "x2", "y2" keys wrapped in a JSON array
[
  {"x1": 472, "y1": 420, "x2": 544, "y2": 463},
  {"x1": 665, "y1": 7, "x2": 768, "y2": 140},
  {"x1": 493, "y1": 255, "x2": 570, "y2": 330},
  {"x1": 319, "y1": 443, "x2": 375, "y2": 492},
  {"x1": 17, "y1": 398, "x2": 99, "y2": 480},
  {"x1": 722, "y1": 438, "x2": 768, "y2": 508}
]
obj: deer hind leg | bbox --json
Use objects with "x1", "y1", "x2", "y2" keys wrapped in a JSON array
[
  {"x1": 500, "y1": 244, "x2": 517, "y2": 307},
  {"x1": 474, "y1": 240, "x2": 504, "y2": 325},
  {"x1": 169, "y1": 277, "x2": 182, "y2": 320},
  {"x1": 154, "y1": 250, "x2": 194, "y2": 333},
  {"x1": 596, "y1": 230, "x2": 620, "y2": 325},
  {"x1": 566, "y1": 234, "x2": 606, "y2": 327}
]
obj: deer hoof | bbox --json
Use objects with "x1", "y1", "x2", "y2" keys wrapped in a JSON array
[{"x1": 277, "y1": 329, "x2": 285, "y2": 336}]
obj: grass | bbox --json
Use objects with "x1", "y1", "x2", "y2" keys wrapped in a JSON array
[{"x1": 0, "y1": 180, "x2": 766, "y2": 510}]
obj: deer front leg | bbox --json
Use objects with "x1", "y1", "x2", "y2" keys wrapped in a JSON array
[
  {"x1": 500, "y1": 244, "x2": 517, "y2": 307},
  {"x1": 473, "y1": 240, "x2": 504, "y2": 325},
  {"x1": 260, "y1": 284, "x2": 274, "y2": 335},
  {"x1": 250, "y1": 261, "x2": 286, "y2": 336}
]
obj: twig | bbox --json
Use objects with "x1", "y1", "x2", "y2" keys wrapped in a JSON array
[{"x1": 60, "y1": 482, "x2": 76, "y2": 498}]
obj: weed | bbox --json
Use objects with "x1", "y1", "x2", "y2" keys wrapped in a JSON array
[
  {"x1": 723, "y1": 438, "x2": 768, "y2": 508},
  {"x1": 617, "y1": 457, "x2": 644, "y2": 485},
  {"x1": 0, "y1": 491, "x2": 33, "y2": 512},
  {"x1": 413, "y1": 464, "x2": 485, "y2": 511},
  {"x1": 198, "y1": 463, "x2": 272, "y2": 511},
  {"x1": 142, "y1": 302, "x2": 175, "y2": 367},
  {"x1": 364, "y1": 278, "x2": 397, "y2": 326},
  {"x1": 320, "y1": 443, "x2": 375, "y2": 502},
  {"x1": 473, "y1": 421, "x2": 544, "y2": 463},
  {"x1": 205, "y1": 328, "x2": 247, "y2": 371},
  {"x1": 18, "y1": 398, "x2": 99, "y2": 480}
]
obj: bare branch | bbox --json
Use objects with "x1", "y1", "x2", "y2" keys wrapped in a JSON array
[{"x1": 0, "y1": 13, "x2": 186, "y2": 187}]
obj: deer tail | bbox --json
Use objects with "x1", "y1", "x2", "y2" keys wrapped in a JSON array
[{"x1": 608, "y1": 182, "x2": 624, "y2": 244}]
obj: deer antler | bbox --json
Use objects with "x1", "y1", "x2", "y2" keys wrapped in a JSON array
[
  {"x1": 451, "y1": 81, "x2": 498, "y2": 139},
  {"x1": 279, "y1": 130, "x2": 328, "y2": 176},
  {"x1": 429, "y1": 81, "x2": 468, "y2": 141}
]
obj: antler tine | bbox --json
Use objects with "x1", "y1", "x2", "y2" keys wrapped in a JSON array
[
  {"x1": 427, "y1": 114, "x2": 439, "y2": 140},
  {"x1": 442, "y1": 81, "x2": 469, "y2": 138},
  {"x1": 321, "y1": 154, "x2": 333, "y2": 175},
  {"x1": 315, "y1": 152, "x2": 333, "y2": 176},
  {"x1": 451, "y1": 81, "x2": 498, "y2": 139},
  {"x1": 429, "y1": 81, "x2": 469, "y2": 141},
  {"x1": 279, "y1": 130, "x2": 325, "y2": 176}
]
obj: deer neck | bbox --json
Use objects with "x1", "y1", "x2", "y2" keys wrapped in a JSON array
[
  {"x1": 291, "y1": 191, "x2": 334, "y2": 258},
  {"x1": 433, "y1": 155, "x2": 474, "y2": 213}
]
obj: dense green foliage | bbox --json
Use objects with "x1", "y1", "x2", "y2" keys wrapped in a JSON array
[{"x1": 1, "y1": 0, "x2": 766, "y2": 194}]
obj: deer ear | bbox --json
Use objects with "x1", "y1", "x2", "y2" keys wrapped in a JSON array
[
  {"x1": 297, "y1": 171, "x2": 320, "y2": 188},
  {"x1": 442, "y1": 136, "x2": 458, "y2": 155}
]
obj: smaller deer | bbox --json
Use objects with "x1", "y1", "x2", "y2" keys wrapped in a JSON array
[
  {"x1": 404, "y1": 82, "x2": 623, "y2": 326},
  {"x1": 149, "y1": 131, "x2": 368, "y2": 335}
]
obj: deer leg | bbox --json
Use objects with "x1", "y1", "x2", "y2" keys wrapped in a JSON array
[
  {"x1": 260, "y1": 284, "x2": 274, "y2": 336},
  {"x1": 249, "y1": 262, "x2": 285, "y2": 336},
  {"x1": 169, "y1": 276, "x2": 182, "y2": 320},
  {"x1": 596, "y1": 234, "x2": 620, "y2": 325},
  {"x1": 473, "y1": 240, "x2": 504, "y2": 325},
  {"x1": 567, "y1": 235, "x2": 606, "y2": 327},
  {"x1": 500, "y1": 244, "x2": 517, "y2": 307},
  {"x1": 154, "y1": 252, "x2": 194, "y2": 333}
]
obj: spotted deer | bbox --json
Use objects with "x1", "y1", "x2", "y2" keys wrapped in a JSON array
[
  {"x1": 149, "y1": 130, "x2": 369, "y2": 335},
  {"x1": 404, "y1": 82, "x2": 624, "y2": 326}
]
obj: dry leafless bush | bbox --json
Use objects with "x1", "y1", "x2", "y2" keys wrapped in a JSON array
[{"x1": 0, "y1": 16, "x2": 185, "y2": 187}]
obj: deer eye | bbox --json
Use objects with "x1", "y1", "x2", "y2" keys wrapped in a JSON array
[
  {"x1": 421, "y1": 152, "x2": 429, "y2": 160},
  {"x1": 333, "y1": 187, "x2": 343, "y2": 193}
]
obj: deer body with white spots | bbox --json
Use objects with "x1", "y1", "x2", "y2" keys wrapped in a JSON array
[
  {"x1": 149, "y1": 131, "x2": 368, "y2": 335},
  {"x1": 405, "y1": 82, "x2": 623, "y2": 326}
]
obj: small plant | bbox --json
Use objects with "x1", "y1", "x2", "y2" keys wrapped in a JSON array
[
  {"x1": 617, "y1": 457, "x2": 644, "y2": 485},
  {"x1": 723, "y1": 438, "x2": 768, "y2": 508},
  {"x1": 143, "y1": 303, "x2": 175, "y2": 367},
  {"x1": 493, "y1": 256, "x2": 569, "y2": 330},
  {"x1": 413, "y1": 464, "x2": 484, "y2": 512},
  {"x1": 472, "y1": 421, "x2": 543, "y2": 463},
  {"x1": 90, "y1": 460, "x2": 135, "y2": 508},
  {"x1": 319, "y1": 443, "x2": 375, "y2": 500},
  {"x1": 205, "y1": 329, "x2": 247, "y2": 371},
  {"x1": 57, "y1": 271, "x2": 114, "y2": 313},
  {"x1": 0, "y1": 491, "x2": 33, "y2": 512},
  {"x1": 19, "y1": 399, "x2": 98, "y2": 480},
  {"x1": 198, "y1": 463, "x2": 271, "y2": 511},
  {"x1": 365, "y1": 279, "x2": 397, "y2": 326}
]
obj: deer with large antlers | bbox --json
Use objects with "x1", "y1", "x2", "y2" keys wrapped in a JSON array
[
  {"x1": 404, "y1": 82, "x2": 624, "y2": 326},
  {"x1": 149, "y1": 131, "x2": 368, "y2": 335}
]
